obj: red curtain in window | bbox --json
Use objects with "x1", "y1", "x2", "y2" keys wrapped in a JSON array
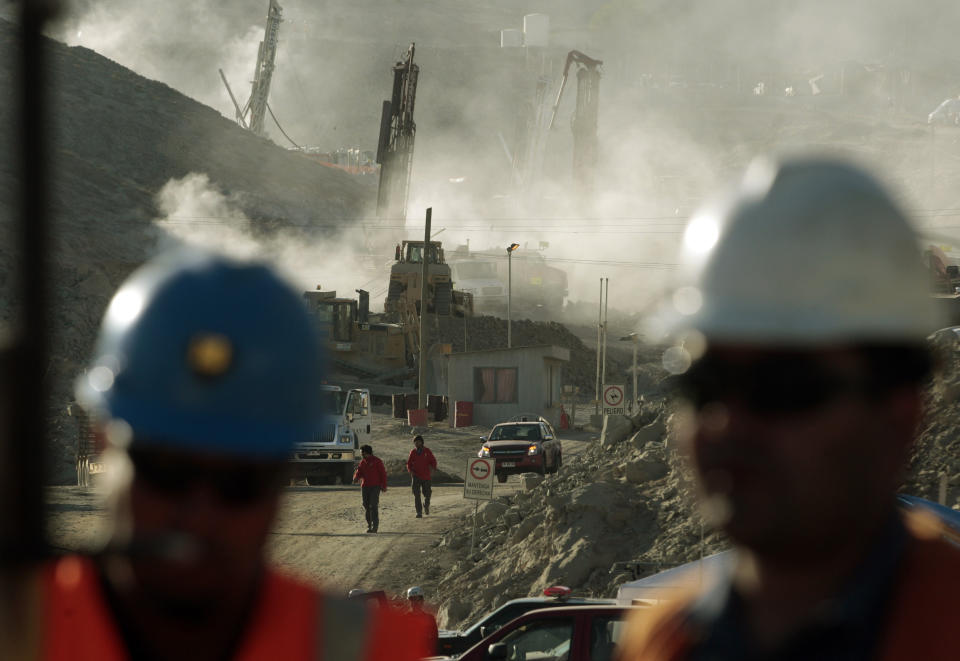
[
  {"x1": 496, "y1": 368, "x2": 517, "y2": 403},
  {"x1": 480, "y1": 368, "x2": 496, "y2": 403}
]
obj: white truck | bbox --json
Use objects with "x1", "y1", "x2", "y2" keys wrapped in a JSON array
[{"x1": 290, "y1": 385, "x2": 372, "y2": 485}]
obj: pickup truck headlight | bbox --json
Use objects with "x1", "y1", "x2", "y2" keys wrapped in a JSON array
[
  {"x1": 527, "y1": 445, "x2": 539, "y2": 455},
  {"x1": 340, "y1": 433, "x2": 352, "y2": 444},
  {"x1": 479, "y1": 446, "x2": 490, "y2": 457}
]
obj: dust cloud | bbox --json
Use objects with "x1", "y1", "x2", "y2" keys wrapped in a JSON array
[
  {"x1": 153, "y1": 173, "x2": 384, "y2": 305},
  {"x1": 47, "y1": 0, "x2": 960, "y2": 322}
]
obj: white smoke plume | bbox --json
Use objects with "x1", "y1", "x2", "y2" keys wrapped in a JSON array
[{"x1": 153, "y1": 173, "x2": 389, "y2": 306}]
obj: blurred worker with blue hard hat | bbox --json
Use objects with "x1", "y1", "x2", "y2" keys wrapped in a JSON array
[
  {"x1": 620, "y1": 157, "x2": 960, "y2": 660},
  {"x1": 38, "y1": 250, "x2": 431, "y2": 660}
]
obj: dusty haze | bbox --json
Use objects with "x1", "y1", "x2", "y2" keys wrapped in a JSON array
[{"x1": 46, "y1": 0, "x2": 960, "y2": 315}]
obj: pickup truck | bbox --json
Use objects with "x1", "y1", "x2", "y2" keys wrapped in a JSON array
[{"x1": 453, "y1": 604, "x2": 640, "y2": 661}]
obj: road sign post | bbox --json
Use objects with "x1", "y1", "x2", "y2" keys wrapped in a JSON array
[
  {"x1": 602, "y1": 383, "x2": 625, "y2": 417},
  {"x1": 464, "y1": 457, "x2": 495, "y2": 556}
]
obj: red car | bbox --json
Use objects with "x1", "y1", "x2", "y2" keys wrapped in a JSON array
[
  {"x1": 478, "y1": 417, "x2": 562, "y2": 482},
  {"x1": 454, "y1": 604, "x2": 639, "y2": 661}
]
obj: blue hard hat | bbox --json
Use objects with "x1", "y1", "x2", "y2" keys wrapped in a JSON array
[{"x1": 76, "y1": 250, "x2": 326, "y2": 460}]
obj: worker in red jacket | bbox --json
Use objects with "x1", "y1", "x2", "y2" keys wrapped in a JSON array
[
  {"x1": 406, "y1": 434, "x2": 437, "y2": 517},
  {"x1": 353, "y1": 444, "x2": 387, "y2": 533},
  {"x1": 39, "y1": 251, "x2": 432, "y2": 660}
]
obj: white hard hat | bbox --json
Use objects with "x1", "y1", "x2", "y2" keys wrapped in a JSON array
[
  {"x1": 662, "y1": 156, "x2": 939, "y2": 347},
  {"x1": 406, "y1": 586, "x2": 424, "y2": 599}
]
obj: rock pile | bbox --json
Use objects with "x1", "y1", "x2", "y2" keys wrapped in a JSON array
[
  {"x1": 907, "y1": 329, "x2": 960, "y2": 507},
  {"x1": 382, "y1": 458, "x2": 464, "y2": 486},
  {"x1": 425, "y1": 397, "x2": 728, "y2": 629}
]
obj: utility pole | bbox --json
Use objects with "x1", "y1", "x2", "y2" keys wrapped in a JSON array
[
  {"x1": 594, "y1": 278, "x2": 602, "y2": 415},
  {"x1": 418, "y1": 207, "x2": 431, "y2": 410},
  {"x1": 507, "y1": 242, "x2": 519, "y2": 348},
  {"x1": 601, "y1": 277, "x2": 609, "y2": 389}
]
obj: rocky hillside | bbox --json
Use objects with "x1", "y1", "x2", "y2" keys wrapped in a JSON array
[{"x1": 0, "y1": 19, "x2": 373, "y2": 482}]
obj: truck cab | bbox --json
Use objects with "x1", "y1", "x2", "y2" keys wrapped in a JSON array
[{"x1": 289, "y1": 385, "x2": 371, "y2": 485}]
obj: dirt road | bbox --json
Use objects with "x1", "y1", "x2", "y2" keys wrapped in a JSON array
[{"x1": 46, "y1": 412, "x2": 596, "y2": 600}]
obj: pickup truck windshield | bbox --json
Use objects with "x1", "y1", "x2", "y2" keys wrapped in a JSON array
[
  {"x1": 319, "y1": 390, "x2": 345, "y2": 415},
  {"x1": 490, "y1": 424, "x2": 541, "y2": 441}
]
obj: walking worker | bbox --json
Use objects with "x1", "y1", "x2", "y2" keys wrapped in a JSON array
[
  {"x1": 353, "y1": 444, "x2": 387, "y2": 533},
  {"x1": 619, "y1": 157, "x2": 960, "y2": 660},
  {"x1": 406, "y1": 434, "x2": 437, "y2": 517},
  {"x1": 40, "y1": 251, "x2": 431, "y2": 660}
]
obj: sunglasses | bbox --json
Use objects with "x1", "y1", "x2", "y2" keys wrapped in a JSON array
[
  {"x1": 130, "y1": 449, "x2": 284, "y2": 507},
  {"x1": 676, "y1": 354, "x2": 876, "y2": 415}
]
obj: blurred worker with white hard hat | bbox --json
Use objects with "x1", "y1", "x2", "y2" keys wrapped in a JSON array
[
  {"x1": 36, "y1": 250, "x2": 431, "y2": 660},
  {"x1": 621, "y1": 157, "x2": 960, "y2": 660},
  {"x1": 406, "y1": 585, "x2": 439, "y2": 655}
]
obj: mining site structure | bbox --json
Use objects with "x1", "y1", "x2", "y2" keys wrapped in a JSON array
[
  {"x1": 384, "y1": 240, "x2": 473, "y2": 322},
  {"x1": 549, "y1": 50, "x2": 603, "y2": 196},
  {"x1": 376, "y1": 43, "x2": 419, "y2": 222},
  {"x1": 219, "y1": 0, "x2": 283, "y2": 137}
]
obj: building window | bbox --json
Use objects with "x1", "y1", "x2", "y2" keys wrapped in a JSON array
[{"x1": 474, "y1": 367, "x2": 518, "y2": 404}]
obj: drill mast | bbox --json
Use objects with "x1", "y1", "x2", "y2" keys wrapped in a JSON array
[
  {"x1": 376, "y1": 43, "x2": 419, "y2": 222},
  {"x1": 245, "y1": 0, "x2": 283, "y2": 137},
  {"x1": 549, "y1": 50, "x2": 603, "y2": 196}
]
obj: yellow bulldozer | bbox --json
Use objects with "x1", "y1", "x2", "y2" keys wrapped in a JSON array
[{"x1": 384, "y1": 240, "x2": 472, "y2": 321}]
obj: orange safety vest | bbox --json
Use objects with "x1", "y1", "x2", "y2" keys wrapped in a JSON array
[
  {"x1": 618, "y1": 514, "x2": 960, "y2": 661},
  {"x1": 40, "y1": 555, "x2": 432, "y2": 661}
]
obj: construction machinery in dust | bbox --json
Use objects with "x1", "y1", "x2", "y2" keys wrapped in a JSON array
[
  {"x1": 302, "y1": 288, "x2": 418, "y2": 395},
  {"x1": 219, "y1": 0, "x2": 283, "y2": 137},
  {"x1": 549, "y1": 50, "x2": 603, "y2": 196},
  {"x1": 376, "y1": 43, "x2": 419, "y2": 222},
  {"x1": 447, "y1": 244, "x2": 568, "y2": 317},
  {"x1": 383, "y1": 240, "x2": 473, "y2": 321}
]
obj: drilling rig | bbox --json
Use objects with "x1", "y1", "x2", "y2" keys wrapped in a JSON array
[
  {"x1": 219, "y1": 0, "x2": 283, "y2": 137},
  {"x1": 512, "y1": 76, "x2": 551, "y2": 192},
  {"x1": 549, "y1": 50, "x2": 603, "y2": 196},
  {"x1": 376, "y1": 44, "x2": 419, "y2": 222}
]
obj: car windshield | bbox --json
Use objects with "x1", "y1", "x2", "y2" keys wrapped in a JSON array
[
  {"x1": 490, "y1": 424, "x2": 541, "y2": 441},
  {"x1": 318, "y1": 390, "x2": 345, "y2": 415}
]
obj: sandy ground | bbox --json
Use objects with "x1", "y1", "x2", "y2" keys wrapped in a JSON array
[{"x1": 46, "y1": 412, "x2": 596, "y2": 600}]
